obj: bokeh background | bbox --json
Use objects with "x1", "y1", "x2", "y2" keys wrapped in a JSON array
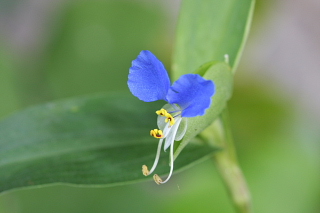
[{"x1": 0, "y1": 0, "x2": 319, "y2": 212}]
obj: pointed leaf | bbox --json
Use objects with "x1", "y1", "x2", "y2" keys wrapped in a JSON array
[{"x1": 172, "y1": 0, "x2": 255, "y2": 79}]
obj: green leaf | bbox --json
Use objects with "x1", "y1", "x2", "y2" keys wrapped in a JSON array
[
  {"x1": 0, "y1": 93, "x2": 217, "y2": 194},
  {"x1": 172, "y1": 0, "x2": 255, "y2": 79},
  {"x1": 174, "y1": 62, "x2": 233, "y2": 158}
]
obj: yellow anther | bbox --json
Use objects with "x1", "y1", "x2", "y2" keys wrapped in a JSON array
[
  {"x1": 150, "y1": 129, "x2": 164, "y2": 138},
  {"x1": 156, "y1": 108, "x2": 175, "y2": 126},
  {"x1": 153, "y1": 174, "x2": 163, "y2": 185},
  {"x1": 142, "y1": 165, "x2": 150, "y2": 176},
  {"x1": 156, "y1": 108, "x2": 168, "y2": 116},
  {"x1": 165, "y1": 115, "x2": 175, "y2": 126}
]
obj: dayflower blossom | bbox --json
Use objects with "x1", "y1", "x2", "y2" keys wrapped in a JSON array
[{"x1": 128, "y1": 50, "x2": 215, "y2": 184}]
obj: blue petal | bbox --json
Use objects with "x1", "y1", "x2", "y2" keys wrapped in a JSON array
[
  {"x1": 166, "y1": 74, "x2": 215, "y2": 117},
  {"x1": 128, "y1": 50, "x2": 171, "y2": 102}
]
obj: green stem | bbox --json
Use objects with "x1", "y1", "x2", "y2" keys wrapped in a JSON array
[{"x1": 200, "y1": 108, "x2": 253, "y2": 213}]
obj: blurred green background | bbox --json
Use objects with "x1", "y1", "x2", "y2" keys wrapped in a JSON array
[{"x1": 0, "y1": 0, "x2": 319, "y2": 212}]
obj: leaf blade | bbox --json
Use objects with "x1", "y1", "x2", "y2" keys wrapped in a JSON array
[
  {"x1": 172, "y1": 0, "x2": 255, "y2": 79},
  {"x1": 0, "y1": 93, "x2": 216, "y2": 193}
]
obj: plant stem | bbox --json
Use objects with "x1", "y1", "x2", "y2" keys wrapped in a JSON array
[{"x1": 200, "y1": 108, "x2": 253, "y2": 213}]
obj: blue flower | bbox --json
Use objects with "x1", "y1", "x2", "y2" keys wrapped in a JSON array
[{"x1": 128, "y1": 50, "x2": 215, "y2": 184}]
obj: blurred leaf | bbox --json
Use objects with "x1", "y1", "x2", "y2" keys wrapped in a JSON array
[
  {"x1": 175, "y1": 62, "x2": 233, "y2": 157},
  {"x1": 46, "y1": 1, "x2": 166, "y2": 98},
  {"x1": 172, "y1": 0, "x2": 255, "y2": 79},
  {"x1": 0, "y1": 93, "x2": 216, "y2": 193},
  {"x1": 0, "y1": 48, "x2": 20, "y2": 118},
  {"x1": 13, "y1": 1, "x2": 168, "y2": 106}
]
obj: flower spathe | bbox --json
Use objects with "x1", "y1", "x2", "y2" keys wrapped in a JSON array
[{"x1": 128, "y1": 50, "x2": 215, "y2": 184}]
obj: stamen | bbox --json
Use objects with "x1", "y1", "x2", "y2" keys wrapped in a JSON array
[
  {"x1": 142, "y1": 138, "x2": 164, "y2": 176},
  {"x1": 144, "y1": 107, "x2": 183, "y2": 184},
  {"x1": 153, "y1": 174, "x2": 163, "y2": 185},
  {"x1": 150, "y1": 129, "x2": 163, "y2": 138},
  {"x1": 142, "y1": 165, "x2": 149, "y2": 176},
  {"x1": 156, "y1": 109, "x2": 168, "y2": 116},
  {"x1": 153, "y1": 135, "x2": 175, "y2": 184},
  {"x1": 163, "y1": 116, "x2": 182, "y2": 151}
]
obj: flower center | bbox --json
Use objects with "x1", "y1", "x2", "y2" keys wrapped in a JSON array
[{"x1": 142, "y1": 105, "x2": 187, "y2": 184}]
